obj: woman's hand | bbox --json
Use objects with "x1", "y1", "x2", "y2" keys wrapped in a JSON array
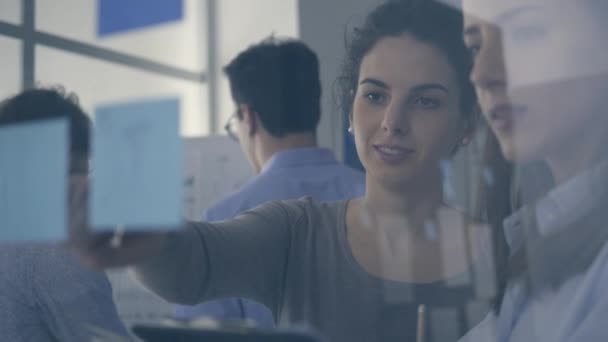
[{"x1": 66, "y1": 175, "x2": 172, "y2": 270}]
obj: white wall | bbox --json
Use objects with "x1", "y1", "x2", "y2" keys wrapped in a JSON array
[{"x1": 298, "y1": 0, "x2": 382, "y2": 159}]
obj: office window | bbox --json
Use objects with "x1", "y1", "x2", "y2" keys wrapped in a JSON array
[
  {"x1": 36, "y1": 46, "x2": 209, "y2": 136},
  {"x1": 35, "y1": 0, "x2": 206, "y2": 71},
  {"x1": 0, "y1": 36, "x2": 21, "y2": 99},
  {"x1": 0, "y1": 0, "x2": 21, "y2": 25}
]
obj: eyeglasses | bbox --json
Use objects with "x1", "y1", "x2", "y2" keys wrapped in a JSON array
[{"x1": 224, "y1": 112, "x2": 239, "y2": 142}]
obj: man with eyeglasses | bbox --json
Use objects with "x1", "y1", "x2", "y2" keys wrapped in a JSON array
[
  {"x1": 174, "y1": 37, "x2": 365, "y2": 327},
  {"x1": 0, "y1": 88, "x2": 129, "y2": 341}
]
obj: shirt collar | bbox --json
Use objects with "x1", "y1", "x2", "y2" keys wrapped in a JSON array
[
  {"x1": 503, "y1": 161, "x2": 608, "y2": 251},
  {"x1": 261, "y1": 148, "x2": 339, "y2": 173}
]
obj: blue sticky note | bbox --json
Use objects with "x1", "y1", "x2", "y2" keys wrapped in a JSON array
[
  {"x1": 91, "y1": 98, "x2": 182, "y2": 229},
  {"x1": 0, "y1": 119, "x2": 68, "y2": 241},
  {"x1": 97, "y1": 0, "x2": 184, "y2": 37}
]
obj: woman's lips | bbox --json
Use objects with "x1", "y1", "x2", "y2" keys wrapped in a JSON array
[{"x1": 373, "y1": 144, "x2": 415, "y2": 164}]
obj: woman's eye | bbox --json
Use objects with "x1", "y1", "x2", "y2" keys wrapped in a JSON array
[
  {"x1": 412, "y1": 96, "x2": 440, "y2": 109},
  {"x1": 365, "y1": 92, "x2": 387, "y2": 104}
]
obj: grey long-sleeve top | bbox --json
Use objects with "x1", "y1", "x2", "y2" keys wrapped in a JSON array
[{"x1": 133, "y1": 198, "x2": 486, "y2": 342}]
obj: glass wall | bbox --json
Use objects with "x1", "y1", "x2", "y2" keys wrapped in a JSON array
[{"x1": 3, "y1": 1, "x2": 604, "y2": 342}]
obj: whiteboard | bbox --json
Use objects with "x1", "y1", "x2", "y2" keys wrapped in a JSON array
[
  {"x1": 108, "y1": 135, "x2": 253, "y2": 329},
  {"x1": 182, "y1": 135, "x2": 253, "y2": 221}
]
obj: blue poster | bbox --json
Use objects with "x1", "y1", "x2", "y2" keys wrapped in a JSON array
[
  {"x1": 91, "y1": 98, "x2": 182, "y2": 229},
  {"x1": 98, "y1": 0, "x2": 184, "y2": 37}
]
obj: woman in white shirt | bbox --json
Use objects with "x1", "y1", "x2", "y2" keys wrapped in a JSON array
[{"x1": 460, "y1": 0, "x2": 608, "y2": 341}]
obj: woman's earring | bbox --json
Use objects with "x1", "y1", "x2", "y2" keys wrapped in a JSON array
[{"x1": 348, "y1": 126, "x2": 353, "y2": 134}]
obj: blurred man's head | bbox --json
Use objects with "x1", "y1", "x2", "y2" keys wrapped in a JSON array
[
  {"x1": 0, "y1": 88, "x2": 91, "y2": 175},
  {"x1": 223, "y1": 37, "x2": 322, "y2": 172}
]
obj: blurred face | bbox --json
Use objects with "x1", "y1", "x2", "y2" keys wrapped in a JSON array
[
  {"x1": 351, "y1": 33, "x2": 465, "y2": 187},
  {"x1": 464, "y1": 0, "x2": 608, "y2": 163}
]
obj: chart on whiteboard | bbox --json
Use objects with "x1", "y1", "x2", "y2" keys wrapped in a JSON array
[{"x1": 182, "y1": 135, "x2": 253, "y2": 220}]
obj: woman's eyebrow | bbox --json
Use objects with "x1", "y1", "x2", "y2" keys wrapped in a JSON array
[{"x1": 359, "y1": 78, "x2": 389, "y2": 89}]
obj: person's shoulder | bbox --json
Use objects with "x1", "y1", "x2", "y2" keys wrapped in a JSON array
[
  {"x1": 205, "y1": 193, "x2": 246, "y2": 221},
  {"x1": 204, "y1": 176, "x2": 273, "y2": 220},
  {"x1": 458, "y1": 312, "x2": 497, "y2": 342},
  {"x1": 0, "y1": 244, "x2": 39, "y2": 294},
  {"x1": 241, "y1": 196, "x2": 346, "y2": 219},
  {"x1": 333, "y1": 164, "x2": 365, "y2": 180},
  {"x1": 338, "y1": 164, "x2": 365, "y2": 176},
  {"x1": 280, "y1": 196, "x2": 347, "y2": 211},
  {"x1": 587, "y1": 241, "x2": 608, "y2": 287},
  {"x1": 29, "y1": 244, "x2": 112, "y2": 294},
  {"x1": 245, "y1": 197, "x2": 317, "y2": 217},
  {"x1": 276, "y1": 197, "x2": 349, "y2": 227},
  {"x1": 1, "y1": 244, "x2": 62, "y2": 277},
  {"x1": 331, "y1": 164, "x2": 366, "y2": 194},
  {"x1": 546, "y1": 241, "x2": 608, "y2": 341},
  {"x1": 0, "y1": 243, "x2": 35, "y2": 266}
]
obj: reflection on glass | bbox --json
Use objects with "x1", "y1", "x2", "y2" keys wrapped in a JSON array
[{"x1": 459, "y1": 0, "x2": 608, "y2": 341}]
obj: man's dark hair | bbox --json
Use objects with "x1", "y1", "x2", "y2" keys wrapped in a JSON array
[
  {"x1": 224, "y1": 37, "x2": 322, "y2": 138},
  {"x1": 0, "y1": 87, "x2": 91, "y2": 157}
]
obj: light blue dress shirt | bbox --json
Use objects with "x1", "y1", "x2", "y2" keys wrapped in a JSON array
[
  {"x1": 460, "y1": 163, "x2": 608, "y2": 342},
  {"x1": 174, "y1": 147, "x2": 365, "y2": 327}
]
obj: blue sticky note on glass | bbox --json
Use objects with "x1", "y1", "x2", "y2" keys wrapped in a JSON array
[
  {"x1": 0, "y1": 119, "x2": 68, "y2": 241},
  {"x1": 91, "y1": 98, "x2": 182, "y2": 229},
  {"x1": 97, "y1": 0, "x2": 184, "y2": 37}
]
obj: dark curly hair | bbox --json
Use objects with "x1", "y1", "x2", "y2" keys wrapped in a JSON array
[
  {"x1": 0, "y1": 86, "x2": 91, "y2": 157},
  {"x1": 336, "y1": 0, "x2": 477, "y2": 132}
]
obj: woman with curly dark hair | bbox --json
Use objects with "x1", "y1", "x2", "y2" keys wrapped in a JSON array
[{"x1": 70, "y1": 1, "x2": 487, "y2": 341}]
